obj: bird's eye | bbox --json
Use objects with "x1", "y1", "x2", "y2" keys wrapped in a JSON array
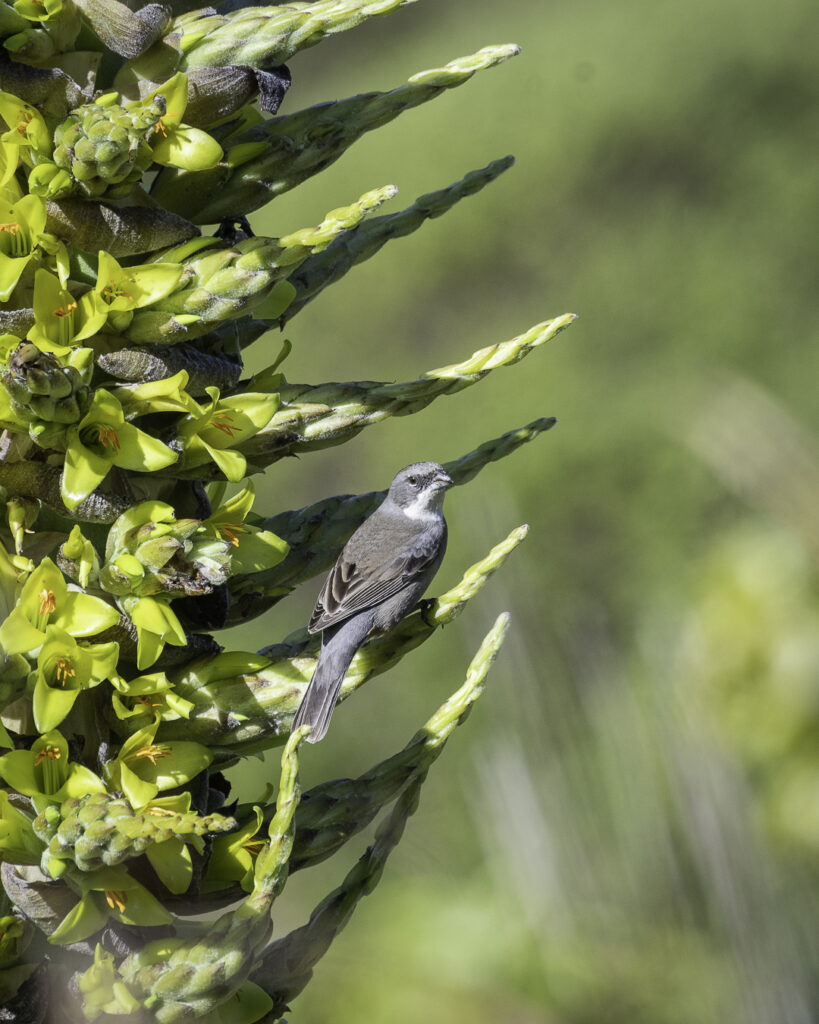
[{"x1": 407, "y1": 475, "x2": 418, "y2": 486}]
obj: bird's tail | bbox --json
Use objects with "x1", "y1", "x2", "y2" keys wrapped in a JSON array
[{"x1": 293, "y1": 614, "x2": 372, "y2": 743}]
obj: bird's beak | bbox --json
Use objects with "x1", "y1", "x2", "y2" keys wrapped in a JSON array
[{"x1": 435, "y1": 470, "x2": 454, "y2": 490}]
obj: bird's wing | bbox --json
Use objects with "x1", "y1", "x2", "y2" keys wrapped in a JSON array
[{"x1": 308, "y1": 535, "x2": 440, "y2": 633}]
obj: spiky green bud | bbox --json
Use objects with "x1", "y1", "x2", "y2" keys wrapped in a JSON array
[
  {"x1": 151, "y1": 45, "x2": 520, "y2": 222},
  {"x1": 2, "y1": 341, "x2": 90, "y2": 424},
  {"x1": 33, "y1": 792, "x2": 236, "y2": 875},
  {"x1": 51, "y1": 96, "x2": 165, "y2": 197}
]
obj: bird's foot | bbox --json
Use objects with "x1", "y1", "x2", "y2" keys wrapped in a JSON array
[{"x1": 418, "y1": 598, "x2": 437, "y2": 627}]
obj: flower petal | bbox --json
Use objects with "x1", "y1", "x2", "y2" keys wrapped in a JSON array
[
  {"x1": 151, "y1": 124, "x2": 222, "y2": 171},
  {"x1": 230, "y1": 530, "x2": 289, "y2": 575},
  {"x1": 48, "y1": 891, "x2": 108, "y2": 945},
  {"x1": 111, "y1": 421, "x2": 177, "y2": 473},
  {"x1": 59, "y1": 592, "x2": 120, "y2": 637},
  {"x1": 62, "y1": 431, "x2": 111, "y2": 510},
  {"x1": 0, "y1": 606, "x2": 44, "y2": 655},
  {"x1": 146, "y1": 837, "x2": 192, "y2": 894},
  {"x1": 33, "y1": 673, "x2": 79, "y2": 732}
]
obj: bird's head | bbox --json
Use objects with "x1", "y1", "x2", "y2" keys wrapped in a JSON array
[{"x1": 388, "y1": 462, "x2": 454, "y2": 517}]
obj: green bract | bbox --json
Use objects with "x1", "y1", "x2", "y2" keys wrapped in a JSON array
[{"x1": 0, "y1": 1, "x2": 570, "y2": 1016}]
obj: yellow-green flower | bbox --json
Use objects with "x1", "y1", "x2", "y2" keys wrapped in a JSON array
[
  {"x1": 48, "y1": 865, "x2": 173, "y2": 945},
  {"x1": 0, "y1": 789, "x2": 42, "y2": 865},
  {"x1": 0, "y1": 190, "x2": 45, "y2": 300},
  {"x1": 0, "y1": 557, "x2": 119, "y2": 657},
  {"x1": 109, "y1": 669, "x2": 193, "y2": 724},
  {"x1": 118, "y1": 593, "x2": 186, "y2": 671},
  {"x1": 13, "y1": 0, "x2": 62, "y2": 22},
  {"x1": 76, "y1": 945, "x2": 141, "y2": 1017},
  {"x1": 26, "y1": 269, "x2": 89, "y2": 357},
  {"x1": 178, "y1": 386, "x2": 278, "y2": 481},
  {"x1": 205, "y1": 479, "x2": 289, "y2": 574},
  {"x1": 62, "y1": 389, "x2": 178, "y2": 510},
  {"x1": 77, "y1": 251, "x2": 184, "y2": 337},
  {"x1": 103, "y1": 715, "x2": 212, "y2": 810},
  {"x1": 58, "y1": 524, "x2": 100, "y2": 589},
  {"x1": 135, "y1": 73, "x2": 223, "y2": 172},
  {"x1": 31, "y1": 624, "x2": 119, "y2": 732},
  {"x1": 202, "y1": 805, "x2": 264, "y2": 894},
  {"x1": 0, "y1": 730, "x2": 106, "y2": 813},
  {"x1": 0, "y1": 91, "x2": 50, "y2": 160}
]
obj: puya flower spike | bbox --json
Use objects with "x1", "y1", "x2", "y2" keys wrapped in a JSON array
[{"x1": 0, "y1": 0, "x2": 573, "y2": 1012}]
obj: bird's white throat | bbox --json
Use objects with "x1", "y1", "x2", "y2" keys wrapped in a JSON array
[{"x1": 401, "y1": 489, "x2": 444, "y2": 521}]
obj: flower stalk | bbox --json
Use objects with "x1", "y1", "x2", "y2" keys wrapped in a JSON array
[{"x1": 0, "y1": 2, "x2": 572, "y2": 1018}]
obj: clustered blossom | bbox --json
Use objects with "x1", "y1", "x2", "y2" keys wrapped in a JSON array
[{"x1": 0, "y1": 0, "x2": 568, "y2": 1018}]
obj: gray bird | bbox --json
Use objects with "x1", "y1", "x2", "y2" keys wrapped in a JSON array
[{"x1": 293, "y1": 461, "x2": 454, "y2": 742}]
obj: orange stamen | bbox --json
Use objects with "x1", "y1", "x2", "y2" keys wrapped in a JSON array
[
  {"x1": 131, "y1": 744, "x2": 170, "y2": 766},
  {"x1": 55, "y1": 657, "x2": 75, "y2": 687},
  {"x1": 218, "y1": 523, "x2": 245, "y2": 547},
  {"x1": 39, "y1": 588, "x2": 57, "y2": 615},
  {"x1": 105, "y1": 890, "x2": 128, "y2": 913},
  {"x1": 15, "y1": 111, "x2": 33, "y2": 137},
  {"x1": 34, "y1": 745, "x2": 61, "y2": 766},
  {"x1": 210, "y1": 411, "x2": 241, "y2": 438},
  {"x1": 101, "y1": 283, "x2": 133, "y2": 304},
  {"x1": 0, "y1": 222, "x2": 19, "y2": 234},
  {"x1": 53, "y1": 302, "x2": 77, "y2": 318},
  {"x1": 135, "y1": 695, "x2": 164, "y2": 709},
  {"x1": 97, "y1": 426, "x2": 121, "y2": 452}
]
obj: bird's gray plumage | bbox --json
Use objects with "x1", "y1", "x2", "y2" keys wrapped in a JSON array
[{"x1": 293, "y1": 461, "x2": 452, "y2": 742}]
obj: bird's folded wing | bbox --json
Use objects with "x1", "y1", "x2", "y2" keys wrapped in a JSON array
[{"x1": 308, "y1": 544, "x2": 436, "y2": 633}]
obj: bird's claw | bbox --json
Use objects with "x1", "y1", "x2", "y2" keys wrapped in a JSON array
[{"x1": 418, "y1": 598, "x2": 437, "y2": 627}]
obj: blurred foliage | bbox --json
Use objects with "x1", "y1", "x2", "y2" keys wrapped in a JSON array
[{"x1": 222, "y1": 0, "x2": 818, "y2": 1021}]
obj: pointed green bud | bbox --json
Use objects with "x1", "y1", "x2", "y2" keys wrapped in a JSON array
[
  {"x1": 125, "y1": 186, "x2": 396, "y2": 344},
  {"x1": 153, "y1": 46, "x2": 520, "y2": 223},
  {"x1": 243, "y1": 314, "x2": 575, "y2": 466},
  {"x1": 117, "y1": 0, "x2": 420, "y2": 90},
  {"x1": 281, "y1": 157, "x2": 514, "y2": 325},
  {"x1": 252, "y1": 616, "x2": 509, "y2": 1008}
]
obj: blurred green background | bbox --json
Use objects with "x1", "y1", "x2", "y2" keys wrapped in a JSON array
[{"x1": 224, "y1": 0, "x2": 819, "y2": 1020}]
